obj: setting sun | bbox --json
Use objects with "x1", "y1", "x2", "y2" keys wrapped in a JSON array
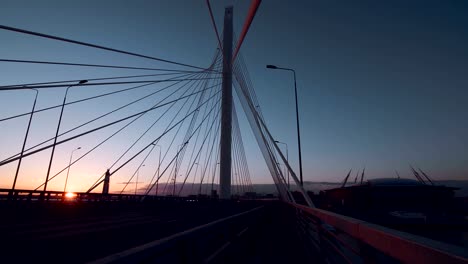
[{"x1": 65, "y1": 192, "x2": 76, "y2": 198}]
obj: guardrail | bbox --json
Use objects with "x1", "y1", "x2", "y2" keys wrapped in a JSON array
[
  {"x1": 0, "y1": 188, "x2": 217, "y2": 202},
  {"x1": 288, "y1": 202, "x2": 468, "y2": 264},
  {"x1": 87, "y1": 205, "x2": 264, "y2": 264}
]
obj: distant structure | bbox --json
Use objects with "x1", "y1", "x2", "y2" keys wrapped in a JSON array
[{"x1": 103, "y1": 169, "x2": 110, "y2": 195}]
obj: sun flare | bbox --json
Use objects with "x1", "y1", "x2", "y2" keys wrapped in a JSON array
[{"x1": 65, "y1": 192, "x2": 76, "y2": 198}]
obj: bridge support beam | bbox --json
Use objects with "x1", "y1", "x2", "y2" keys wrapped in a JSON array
[{"x1": 219, "y1": 6, "x2": 233, "y2": 200}]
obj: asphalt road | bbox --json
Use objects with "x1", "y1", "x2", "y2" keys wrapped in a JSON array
[{"x1": 0, "y1": 200, "x2": 259, "y2": 263}]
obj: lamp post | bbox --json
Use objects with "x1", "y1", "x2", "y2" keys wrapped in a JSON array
[
  {"x1": 210, "y1": 162, "x2": 218, "y2": 195},
  {"x1": 136, "y1": 164, "x2": 145, "y2": 195},
  {"x1": 44, "y1": 80, "x2": 88, "y2": 193},
  {"x1": 276, "y1": 162, "x2": 285, "y2": 184},
  {"x1": 190, "y1": 162, "x2": 199, "y2": 195},
  {"x1": 234, "y1": 173, "x2": 239, "y2": 195},
  {"x1": 266, "y1": 65, "x2": 304, "y2": 186},
  {"x1": 173, "y1": 143, "x2": 187, "y2": 196},
  {"x1": 153, "y1": 144, "x2": 162, "y2": 196},
  {"x1": 275, "y1": 140, "x2": 289, "y2": 189},
  {"x1": 11, "y1": 88, "x2": 39, "y2": 193},
  {"x1": 64, "y1": 147, "x2": 81, "y2": 192}
]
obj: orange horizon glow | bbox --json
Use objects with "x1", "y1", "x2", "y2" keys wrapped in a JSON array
[{"x1": 65, "y1": 192, "x2": 76, "y2": 198}]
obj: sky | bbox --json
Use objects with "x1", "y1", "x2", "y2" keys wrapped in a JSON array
[{"x1": 1, "y1": 0, "x2": 467, "y2": 193}]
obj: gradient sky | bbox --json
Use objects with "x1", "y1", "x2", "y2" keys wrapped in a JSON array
[{"x1": 1, "y1": 0, "x2": 467, "y2": 192}]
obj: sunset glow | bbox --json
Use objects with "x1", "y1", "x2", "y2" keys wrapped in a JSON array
[{"x1": 65, "y1": 192, "x2": 76, "y2": 199}]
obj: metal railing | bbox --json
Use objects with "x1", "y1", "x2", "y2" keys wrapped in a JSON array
[
  {"x1": 288, "y1": 202, "x2": 468, "y2": 264},
  {"x1": 0, "y1": 188, "x2": 217, "y2": 202}
]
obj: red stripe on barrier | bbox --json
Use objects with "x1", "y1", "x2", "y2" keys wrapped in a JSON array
[{"x1": 289, "y1": 202, "x2": 468, "y2": 264}]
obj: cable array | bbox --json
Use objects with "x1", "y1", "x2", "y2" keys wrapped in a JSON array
[
  {"x1": 0, "y1": 25, "x2": 228, "y2": 195},
  {"x1": 0, "y1": 25, "x2": 212, "y2": 70},
  {"x1": 232, "y1": 48, "x2": 292, "y2": 201},
  {"x1": 0, "y1": 13, "x2": 258, "y2": 200}
]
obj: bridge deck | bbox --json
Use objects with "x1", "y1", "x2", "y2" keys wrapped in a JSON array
[
  {"x1": 3, "y1": 199, "x2": 465, "y2": 263},
  {"x1": 0, "y1": 200, "x2": 260, "y2": 263},
  {"x1": 87, "y1": 201, "x2": 316, "y2": 264},
  {"x1": 238, "y1": 203, "x2": 315, "y2": 263}
]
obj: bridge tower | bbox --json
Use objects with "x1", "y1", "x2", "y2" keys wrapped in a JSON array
[
  {"x1": 102, "y1": 169, "x2": 110, "y2": 195},
  {"x1": 219, "y1": 6, "x2": 233, "y2": 199}
]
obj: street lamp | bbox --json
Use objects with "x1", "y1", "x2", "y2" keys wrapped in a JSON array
[
  {"x1": 173, "y1": 142, "x2": 187, "y2": 196},
  {"x1": 152, "y1": 144, "x2": 162, "y2": 196},
  {"x1": 136, "y1": 164, "x2": 145, "y2": 195},
  {"x1": 191, "y1": 162, "x2": 199, "y2": 195},
  {"x1": 44, "y1": 80, "x2": 88, "y2": 193},
  {"x1": 275, "y1": 140, "x2": 289, "y2": 189},
  {"x1": 64, "y1": 147, "x2": 81, "y2": 192},
  {"x1": 11, "y1": 88, "x2": 38, "y2": 193},
  {"x1": 266, "y1": 65, "x2": 304, "y2": 186},
  {"x1": 276, "y1": 162, "x2": 285, "y2": 185},
  {"x1": 234, "y1": 173, "x2": 239, "y2": 195}
]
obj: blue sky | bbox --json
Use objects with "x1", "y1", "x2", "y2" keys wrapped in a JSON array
[{"x1": 1, "y1": 0, "x2": 467, "y2": 192}]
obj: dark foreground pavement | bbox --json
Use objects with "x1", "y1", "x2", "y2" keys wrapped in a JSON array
[{"x1": 0, "y1": 200, "x2": 260, "y2": 263}]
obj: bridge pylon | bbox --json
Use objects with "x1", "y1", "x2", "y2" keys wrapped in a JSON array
[
  {"x1": 102, "y1": 169, "x2": 110, "y2": 195},
  {"x1": 219, "y1": 6, "x2": 233, "y2": 199}
]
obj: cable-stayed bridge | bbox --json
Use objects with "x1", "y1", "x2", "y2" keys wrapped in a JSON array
[{"x1": 0, "y1": 3, "x2": 467, "y2": 264}]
